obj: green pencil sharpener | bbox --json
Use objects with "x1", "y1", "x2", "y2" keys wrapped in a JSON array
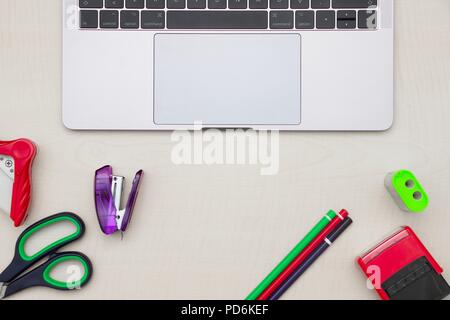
[{"x1": 385, "y1": 170, "x2": 429, "y2": 213}]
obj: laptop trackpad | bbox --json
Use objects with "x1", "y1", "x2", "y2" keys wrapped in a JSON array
[{"x1": 153, "y1": 34, "x2": 301, "y2": 126}]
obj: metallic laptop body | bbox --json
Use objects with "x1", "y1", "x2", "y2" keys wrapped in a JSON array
[{"x1": 62, "y1": 0, "x2": 394, "y2": 130}]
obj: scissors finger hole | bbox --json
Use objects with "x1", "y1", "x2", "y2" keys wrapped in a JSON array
[
  {"x1": 20, "y1": 217, "x2": 81, "y2": 261},
  {"x1": 44, "y1": 256, "x2": 90, "y2": 290}
]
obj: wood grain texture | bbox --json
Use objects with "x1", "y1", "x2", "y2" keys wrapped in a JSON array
[{"x1": 0, "y1": 0, "x2": 449, "y2": 299}]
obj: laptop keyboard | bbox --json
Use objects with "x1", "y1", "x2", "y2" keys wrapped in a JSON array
[{"x1": 79, "y1": 0, "x2": 377, "y2": 30}]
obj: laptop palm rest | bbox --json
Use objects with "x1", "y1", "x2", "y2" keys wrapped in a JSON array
[{"x1": 153, "y1": 34, "x2": 301, "y2": 126}]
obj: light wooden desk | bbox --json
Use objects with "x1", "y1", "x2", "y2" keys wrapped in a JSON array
[{"x1": 0, "y1": 0, "x2": 449, "y2": 300}]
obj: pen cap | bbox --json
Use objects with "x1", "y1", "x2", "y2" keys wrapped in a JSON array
[{"x1": 385, "y1": 170, "x2": 428, "y2": 213}]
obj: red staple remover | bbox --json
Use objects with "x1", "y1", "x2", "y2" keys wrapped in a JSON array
[{"x1": 0, "y1": 139, "x2": 37, "y2": 227}]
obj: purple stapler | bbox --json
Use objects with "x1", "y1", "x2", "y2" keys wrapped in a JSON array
[{"x1": 94, "y1": 165, "x2": 143, "y2": 236}]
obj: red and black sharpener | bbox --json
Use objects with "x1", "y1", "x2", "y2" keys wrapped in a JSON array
[{"x1": 357, "y1": 226, "x2": 450, "y2": 300}]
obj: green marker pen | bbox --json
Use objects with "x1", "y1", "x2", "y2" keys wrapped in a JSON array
[{"x1": 385, "y1": 170, "x2": 429, "y2": 213}]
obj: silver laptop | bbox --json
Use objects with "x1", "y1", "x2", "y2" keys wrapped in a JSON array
[{"x1": 62, "y1": 0, "x2": 394, "y2": 130}]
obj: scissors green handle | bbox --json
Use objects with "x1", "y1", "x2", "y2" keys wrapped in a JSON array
[
  {"x1": 1, "y1": 251, "x2": 93, "y2": 299},
  {"x1": 0, "y1": 212, "x2": 93, "y2": 299}
]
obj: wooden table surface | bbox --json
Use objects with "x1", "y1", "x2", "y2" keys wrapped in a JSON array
[{"x1": 0, "y1": 0, "x2": 449, "y2": 299}]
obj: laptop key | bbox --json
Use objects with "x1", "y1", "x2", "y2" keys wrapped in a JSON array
[
  {"x1": 141, "y1": 11, "x2": 165, "y2": 29},
  {"x1": 229, "y1": 0, "x2": 247, "y2": 9},
  {"x1": 337, "y1": 10, "x2": 356, "y2": 29},
  {"x1": 270, "y1": 11, "x2": 294, "y2": 29},
  {"x1": 187, "y1": 0, "x2": 206, "y2": 8},
  {"x1": 100, "y1": 10, "x2": 119, "y2": 28},
  {"x1": 311, "y1": 0, "x2": 329, "y2": 9},
  {"x1": 167, "y1": 11, "x2": 268, "y2": 29},
  {"x1": 249, "y1": 0, "x2": 268, "y2": 9},
  {"x1": 80, "y1": 10, "x2": 99, "y2": 28},
  {"x1": 126, "y1": 0, "x2": 145, "y2": 8},
  {"x1": 332, "y1": 0, "x2": 377, "y2": 9},
  {"x1": 270, "y1": 0, "x2": 288, "y2": 9},
  {"x1": 105, "y1": 0, "x2": 124, "y2": 8},
  {"x1": 79, "y1": 0, "x2": 103, "y2": 8},
  {"x1": 290, "y1": 0, "x2": 309, "y2": 9},
  {"x1": 208, "y1": 0, "x2": 226, "y2": 9},
  {"x1": 120, "y1": 10, "x2": 140, "y2": 28},
  {"x1": 316, "y1": 10, "x2": 335, "y2": 29},
  {"x1": 337, "y1": 10, "x2": 356, "y2": 20},
  {"x1": 295, "y1": 10, "x2": 314, "y2": 29},
  {"x1": 358, "y1": 10, "x2": 377, "y2": 29},
  {"x1": 337, "y1": 19, "x2": 355, "y2": 29},
  {"x1": 167, "y1": 0, "x2": 186, "y2": 8},
  {"x1": 147, "y1": 0, "x2": 165, "y2": 8}
]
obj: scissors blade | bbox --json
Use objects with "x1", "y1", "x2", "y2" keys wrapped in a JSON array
[
  {"x1": 0, "y1": 155, "x2": 14, "y2": 215},
  {"x1": 0, "y1": 283, "x2": 6, "y2": 300}
]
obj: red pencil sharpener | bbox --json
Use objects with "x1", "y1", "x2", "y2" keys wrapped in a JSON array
[
  {"x1": 0, "y1": 139, "x2": 37, "y2": 227},
  {"x1": 357, "y1": 226, "x2": 450, "y2": 300}
]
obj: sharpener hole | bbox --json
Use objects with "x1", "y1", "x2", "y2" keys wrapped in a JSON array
[
  {"x1": 413, "y1": 191, "x2": 422, "y2": 200},
  {"x1": 405, "y1": 180, "x2": 415, "y2": 188}
]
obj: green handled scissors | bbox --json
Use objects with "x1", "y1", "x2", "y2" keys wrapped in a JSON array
[{"x1": 0, "y1": 212, "x2": 93, "y2": 299}]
